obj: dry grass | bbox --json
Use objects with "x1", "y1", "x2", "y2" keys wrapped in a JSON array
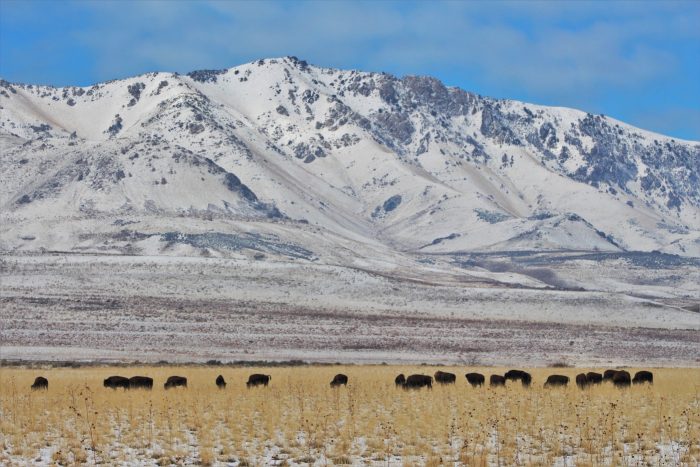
[{"x1": 0, "y1": 366, "x2": 698, "y2": 465}]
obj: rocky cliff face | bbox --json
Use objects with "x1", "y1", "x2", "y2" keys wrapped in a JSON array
[{"x1": 1, "y1": 57, "x2": 698, "y2": 259}]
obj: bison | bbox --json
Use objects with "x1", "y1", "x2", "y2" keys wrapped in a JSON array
[
  {"x1": 216, "y1": 375, "x2": 226, "y2": 389},
  {"x1": 586, "y1": 372, "x2": 603, "y2": 384},
  {"x1": 31, "y1": 377, "x2": 48, "y2": 390},
  {"x1": 330, "y1": 374, "x2": 348, "y2": 387},
  {"x1": 129, "y1": 376, "x2": 153, "y2": 390},
  {"x1": 434, "y1": 371, "x2": 456, "y2": 384},
  {"x1": 490, "y1": 375, "x2": 506, "y2": 387},
  {"x1": 465, "y1": 373, "x2": 485, "y2": 387},
  {"x1": 103, "y1": 376, "x2": 130, "y2": 390},
  {"x1": 575, "y1": 373, "x2": 588, "y2": 388},
  {"x1": 612, "y1": 370, "x2": 631, "y2": 387},
  {"x1": 246, "y1": 374, "x2": 271, "y2": 387},
  {"x1": 603, "y1": 369, "x2": 618, "y2": 381},
  {"x1": 544, "y1": 375, "x2": 569, "y2": 387},
  {"x1": 395, "y1": 374, "x2": 406, "y2": 386},
  {"x1": 632, "y1": 371, "x2": 653, "y2": 385},
  {"x1": 504, "y1": 369, "x2": 532, "y2": 386},
  {"x1": 164, "y1": 376, "x2": 187, "y2": 389},
  {"x1": 403, "y1": 374, "x2": 432, "y2": 389}
]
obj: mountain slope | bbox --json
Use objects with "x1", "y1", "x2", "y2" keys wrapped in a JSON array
[{"x1": 1, "y1": 57, "x2": 699, "y2": 261}]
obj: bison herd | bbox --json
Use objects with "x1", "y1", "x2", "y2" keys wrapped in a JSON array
[
  {"x1": 28, "y1": 369, "x2": 655, "y2": 391},
  {"x1": 395, "y1": 369, "x2": 653, "y2": 390}
]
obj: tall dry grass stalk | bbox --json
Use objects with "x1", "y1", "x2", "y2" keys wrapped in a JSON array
[{"x1": 0, "y1": 366, "x2": 698, "y2": 465}]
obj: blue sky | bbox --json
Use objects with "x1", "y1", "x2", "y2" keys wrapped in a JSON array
[{"x1": 1, "y1": 0, "x2": 699, "y2": 140}]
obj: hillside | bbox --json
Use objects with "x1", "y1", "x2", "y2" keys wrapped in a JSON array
[
  {"x1": 2, "y1": 57, "x2": 700, "y2": 364},
  {"x1": 1, "y1": 57, "x2": 699, "y2": 263}
]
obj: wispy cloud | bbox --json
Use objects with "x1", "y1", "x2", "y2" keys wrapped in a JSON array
[{"x1": 1, "y1": 0, "x2": 698, "y2": 139}]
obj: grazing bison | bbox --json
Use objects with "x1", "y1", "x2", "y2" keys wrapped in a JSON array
[
  {"x1": 246, "y1": 374, "x2": 271, "y2": 387},
  {"x1": 330, "y1": 374, "x2": 348, "y2": 387},
  {"x1": 544, "y1": 375, "x2": 569, "y2": 387},
  {"x1": 575, "y1": 373, "x2": 588, "y2": 388},
  {"x1": 586, "y1": 372, "x2": 603, "y2": 384},
  {"x1": 395, "y1": 374, "x2": 406, "y2": 386},
  {"x1": 129, "y1": 376, "x2": 153, "y2": 390},
  {"x1": 504, "y1": 369, "x2": 532, "y2": 386},
  {"x1": 465, "y1": 373, "x2": 485, "y2": 387},
  {"x1": 164, "y1": 376, "x2": 188, "y2": 389},
  {"x1": 403, "y1": 374, "x2": 432, "y2": 389},
  {"x1": 434, "y1": 371, "x2": 456, "y2": 384},
  {"x1": 603, "y1": 369, "x2": 618, "y2": 381},
  {"x1": 632, "y1": 371, "x2": 653, "y2": 385},
  {"x1": 612, "y1": 370, "x2": 631, "y2": 387},
  {"x1": 31, "y1": 377, "x2": 48, "y2": 390},
  {"x1": 216, "y1": 375, "x2": 226, "y2": 389},
  {"x1": 104, "y1": 376, "x2": 130, "y2": 390},
  {"x1": 490, "y1": 375, "x2": 506, "y2": 387}
]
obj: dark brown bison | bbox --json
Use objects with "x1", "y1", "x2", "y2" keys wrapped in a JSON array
[
  {"x1": 544, "y1": 375, "x2": 569, "y2": 387},
  {"x1": 246, "y1": 374, "x2": 271, "y2": 387},
  {"x1": 395, "y1": 374, "x2": 406, "y2": 386},
  {"x1": 632, "y1": 371, "x2": 653, "y2": 385},
  {"x1": 403, "y1": 374, "x2": 432, "y2": 389},
  {"x1": 164, "y1": 376, "x2": 188, "y2": 389},
  {"x1": 465, "y1": 373, "x2": 485, "y2": 387},
  {"x1": 575, "y1": 373, "x2": 588, "y2": 388},
  {"x1": 129, "y1": 376, "x2": 153, "y2": 390},
  {"x1": 330, "y1": 374, "x2": 348, "y2": 387},
  {"x1": 216, "y1": 375, "x2": 226, "y2": 389},
  {"x1": 586, "y1": 372, "x2": 603, "y2": 384},
  {"x1": 603, "y1": 369, "x2": 618, "y2": 381},
  {"x1": 612, "y1": 370, "x2": 631, "y2": 387},
  {"x1": 31, "y1": 377, "x2": 48, "y2": 390},
  {"x1": 434, "y1": 371, "x2": 456, "y2": 384},
  {"x1": 490, "y1": 375, "x2": 506, "y2": 387},
  {"x1": 504, "y1": 369, "x2": 532, "y2": 386},
  {"x1": 104, "y1": 376, "x2": 130, "y2": 389}
]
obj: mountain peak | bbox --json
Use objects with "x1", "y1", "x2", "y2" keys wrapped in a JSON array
[{"x1": 1, "y1": 59, "x2": 698, "y2": 259}]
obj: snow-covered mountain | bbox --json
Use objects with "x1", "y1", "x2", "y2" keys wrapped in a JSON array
[{"x1": 1, "y1": 56, "x2": 699, "y2": 262}]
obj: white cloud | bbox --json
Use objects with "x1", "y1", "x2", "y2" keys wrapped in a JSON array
[
  {"x1": 6, "y1": 0, "x2": 694, "y2": 137},
  {"x1": 72, "y1": 0, "x2": 697, "y2": 96}
]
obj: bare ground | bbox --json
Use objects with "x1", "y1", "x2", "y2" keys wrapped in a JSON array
[{"x1": 1, "y1": 253, "x2": 698, "y2": 366}]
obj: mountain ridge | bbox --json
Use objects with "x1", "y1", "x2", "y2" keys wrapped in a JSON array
[
  {"x1": 1, "y1": 56, "x2": 699, "y2": 263},
  {"x1": 3, "y1": 56, "x2": 698, "y2": 143}
]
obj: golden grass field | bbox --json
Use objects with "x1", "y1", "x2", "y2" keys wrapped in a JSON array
[{"x1": 0, "y1": 366, "x2": 698, "y2": 466}]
